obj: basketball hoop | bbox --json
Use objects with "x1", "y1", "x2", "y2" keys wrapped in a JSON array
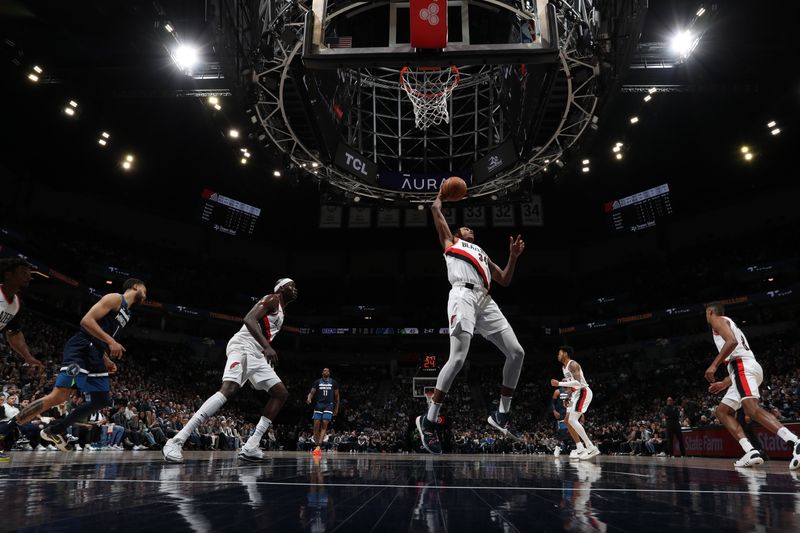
[
  {"x1": 424, "y1": 387, "x2": 436, "y2": 407},
  {"x1": 400, "y1": 66, "x2": 460, "y2": 130}
]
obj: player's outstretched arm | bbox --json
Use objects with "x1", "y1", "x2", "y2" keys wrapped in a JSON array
[
  {"x1": 431, "y1": 192, "x2": 455, "y2": 250},
  {"x1": 5, "y1": 330, "x2": 43, "y2": 370},
  {"x1": 489, "y1": 235, "x2": 525, "y2": 286}
]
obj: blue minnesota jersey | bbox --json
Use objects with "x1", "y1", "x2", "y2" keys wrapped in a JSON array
[
  {"x1": 63, "y1": 294, "x2": 131, "y2": 374},
  {"x1": 313, "y1": 378, "x2": 337, "y2": 403},
  {"x1": 79, "y1": 294, "x2": 131, "y2": 351},
  {"x1": 556, "y1": 387, "x2": 569, "y2": 414}
]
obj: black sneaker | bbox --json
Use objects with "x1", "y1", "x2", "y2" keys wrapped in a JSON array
[
  {"x1": 487, "y1": 411, "x2": 523, "y2": 442},
  {"x1": 415, "y1": 415, "x2": 442, "y2": 455},
  {"x1": 40, "y1": 429, "x2": 69, "y2": 452}
]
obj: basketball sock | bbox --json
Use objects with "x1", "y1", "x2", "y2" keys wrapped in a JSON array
[
  {"x1": 568, "y1": 416, "x2": 594, "y2": 448},
  {"x1": 174, "y1": 392, "x2": 226, "y2": 445},
  {"x1": 739, "y1": 438, "x2": 754, "y2": 453},
  {"x1": 576, "y1": 442, "x2": 585, "y2": 452},
  {"x1": 777, "y1": 427, "x2": 798, "y2": 445},
  {"x1": 426, "y1": 402, "x2": 442, "y2": 424},
  {"x1": 244, "y1": 416, "x2": 272, "y2": 450},
  {"x1": 499, "y1": 395, "x2": 512, "y2": 414}
]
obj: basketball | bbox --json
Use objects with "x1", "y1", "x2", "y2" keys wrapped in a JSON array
[{"x1": 440, "y1": 176, "x2": 467, "y2": 201}]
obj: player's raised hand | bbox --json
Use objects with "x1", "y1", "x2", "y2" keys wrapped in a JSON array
[
  {"x1": 550, "y1": 379, "x2": 560, "y2": 387},
  {"x1": 108, "y1": 340, "x2": 126, "y2": 358},
  {"x1": 510, "y1": 235, "x2": 525, "y2": 257}
]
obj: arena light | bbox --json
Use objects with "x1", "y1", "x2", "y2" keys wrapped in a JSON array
[
  {"x1": 744, "y1": 152, "x2": 754, "y2": 161},
  {"x1": 311, "y1": 162, "x2": 319, "y2": 168},
  {"x1": 648, "y1": 87, "x2": 657, "y2": 94},
  {"x1": 643, "y1": 95, "x2": 652, "y2": 102},
  {"x1": 208, "y1": 96, "x2": 219, "y2": 106},
  {"x1": 353, "y1": 196, "x2": 361, "y2": 203},
  {"x1": 33, "y1": 65, "x2": 43, "y2": 74},
  {"x1": 581, "y1": 166, "x2": 590, "y2": 173},
  {"x1": 417, "y1": 204, "x2": 425, "y2": 211},
  {"x1": 27, "y1": 73, "x2": 39, "y2": 82},
  {"x1": 125, "y1": 154, "x2": 134, "y2": 163},
  {"x1": 213, "y1": 104, "x2": 222, "y2": 111},
  {"x1": 582, "y1": 159, "x2": 590, "y2": 165},
  {"x1": 122, "y1": 161, "x2": 132, "y2": 170},
  {"x1": 64, "y1": 107, "x2": 75, "y2": 116},
  {"x1": 670, "y1": 30, "x2": 699, "y2": 60},
  {"x1": 102, "y1": 131, "x2": 110, "y2": 139},
  {"x1": 229, "y1": 129, "x2": 239, "y2": 139},
  {"x1": 243, "y1": 152, "x2": 251, "y2": 159},
  {"x1": 273, "y1": 170, "x2": 281, "y2": 177},
  {"x1": 740, "y1": 145, "x2": 750, "y2": 154},
  {"x1": 240, "y1": 157, "x2": 248, "y2": 165},
  {"x1": 630, "y1": 116, "x2": 639, "y2": 124},
  {"x1": 172, "y1": 44, "x2": 200, "y2": 72},
  {"x1": 69, "y1": 100, "x2": 78, "y2": 108},
  {"x1": 98, "y1": 139, "x2": 107, "y2": 146},
  {"x1": 164, "y1": 23, "x2": 174, "y2": 33},
  {"x1": 696, "y1": 7, "x2": 706, "y2": 17},
  {"x1": 771, "y1": 128, "x2": 781, "y2": 136},
  {"x1": 612, "y1": 145, "x2": 621, "y2": 153},
  {"x1": 105, "y1": 280, "x2": 113, "y2": 285},
  {"x1": 615, "y1": 153, "x2": 623, "y2": 160},
  {"x1": 767, "y1": 121, "x2": 776, "y2": 128}
]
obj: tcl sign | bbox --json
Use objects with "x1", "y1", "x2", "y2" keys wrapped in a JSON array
[{"x1": 334, "y1": 143, "x2": 377, "y2": 183}]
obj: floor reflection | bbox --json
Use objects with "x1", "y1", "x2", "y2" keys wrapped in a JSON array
[{"x1": 1, "y1": 452, "x2": 799, "y2": 531}]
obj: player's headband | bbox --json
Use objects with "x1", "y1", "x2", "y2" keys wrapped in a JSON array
[{"x1": 274, "y1": 278, "x2": 294, "y2": 292}]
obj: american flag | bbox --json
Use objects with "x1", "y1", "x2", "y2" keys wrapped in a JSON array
[{"x1": 328, "y1": 36, "x2": 352, "y2": 48}]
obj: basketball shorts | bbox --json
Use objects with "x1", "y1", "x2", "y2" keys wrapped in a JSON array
[
  {"x1": 56, "y1": 334, "x2": 109, "y2": 392},
  {"x1": 447, "y1": 285, "x2": 510, "y2": 337},
  {"x1": 721, "y1": 358, "x2": 762, "y2": 411},
  {"x1": 222, "y1": 337, "x2": 282, "y2": 391},
  {"x1": 567, "y1": 387, "x2": 592, "y2": 415},
  {"x1": 312, "y1": 403, "x2": 334, "y2": 421}
]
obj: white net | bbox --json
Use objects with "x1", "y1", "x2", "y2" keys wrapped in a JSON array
[{"x1": 400, "y1": 66, "x2": 460, "y2": 130}]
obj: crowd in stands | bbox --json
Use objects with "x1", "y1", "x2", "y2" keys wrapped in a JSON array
[{"x1": 2, "y1": 310, "x2": 799, "y2": 456}]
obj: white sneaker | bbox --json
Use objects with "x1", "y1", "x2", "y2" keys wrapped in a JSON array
[
  {"x1": 74, "y1": 444, "x2": 83, "y2": 451},
  {"x1": 46, "y1": 445, "x2": 57, "y2": 451},
  {"x1": 734, "y1": 449, "x2": 764, "y2": 468},
  {"x1": 656, "y1": 452, "x2": 666, "y2": 457},
  {"x1": 579, "y1": 445, "x2": 600, "y2": 460},
  {"x1": 569, "y1": 448, "x2": 582, "y2": 460},
  {"x1": 554, "y1": 446, "x2": 561, "y2": 457},
  {"x1": 34, "y1": 445, "x2": 46, "y2": 452},
  {"x1": 239, "y1": 446, "x2": 266, "y2": 463},
  {"x1": 790, "y1": 442, "x2": 800, "y2": 471},
  {"x1": 162, "y1": 438, "x2": 185, "y2": 463}
]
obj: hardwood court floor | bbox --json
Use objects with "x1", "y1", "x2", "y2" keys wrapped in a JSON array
[{"x1": 2, "y1": 451, "x2": 799, "y2": 532}]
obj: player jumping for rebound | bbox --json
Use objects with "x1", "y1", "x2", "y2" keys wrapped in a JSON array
[
  {"x1": 416, "y1": 189, "x2": 526, "y2": 454},
  {"x1": 306, "y1": 367, "x2": 339, "y2": 456},
  {"x1": 162, "y1": 279, "x2": 297, "y2": 463},
  {"x1": 704, "y1": 302, "x2": 800, "y2": 469},
  {"x1": 550, "y1": 346, "x2": 600, "y2": 460}
]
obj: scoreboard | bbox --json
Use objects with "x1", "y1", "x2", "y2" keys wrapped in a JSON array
[
  {"x1": 604, "y1": 183, "x2": 673, "y2": 233},
  {"x1": 199, "y1": 188, "x2": 261, "y2": 236}
]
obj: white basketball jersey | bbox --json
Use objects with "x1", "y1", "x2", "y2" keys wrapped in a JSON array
[
  {"x1": 563, "y1": 360, "x2": 588, "y2": 390},
  {"x1": 0, "y1": 285, "x2": 22, "y2": 333},
  {"x1": 231, "y1": 299, "x2": 284, "y2": 346},
  {"x1": 444, "y1": 238, "x2": 491, "y2": 289},
  {"x1": 713, "y1": 316, "x2": 755, "y2": 363}
]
